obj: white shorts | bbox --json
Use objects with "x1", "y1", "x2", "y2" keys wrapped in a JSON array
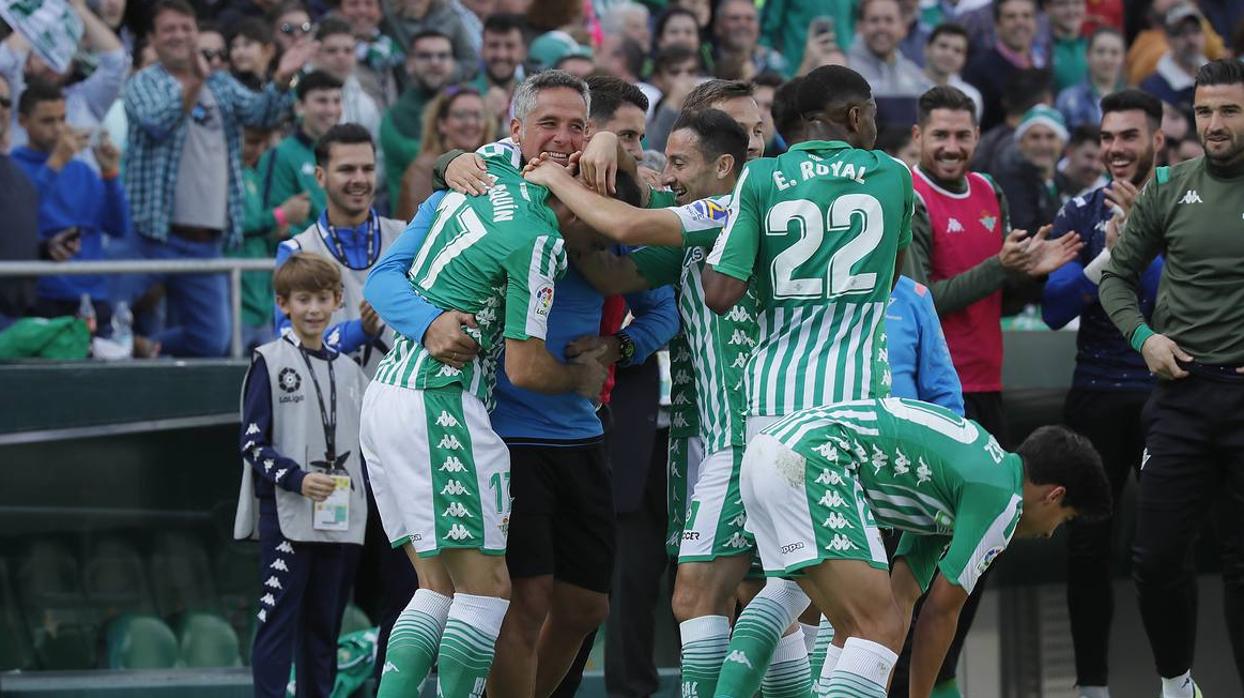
[
  {"x1": 359, "y1": 381, "x2": 510, "y2": 557},
  {"x1": 680, "y1": 447, "x2": 752, "y2": 562},
  {"x1": 746, "y1": 415, "x2": 784, "y2": 442},
  {"x1": 666, "y1": 435, "x2": 705, "y2": 557}
]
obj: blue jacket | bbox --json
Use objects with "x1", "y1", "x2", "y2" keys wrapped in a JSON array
[
  {"x1": 11, "y1": 146, "x2": 130, "y2": 301},
  {"x1": 1043, "y1": 185, "x2": 1162, "y2": 391},
  {"x1": 886, "y1": 276, "x2": 964, "y2": 415},
  {"x1": 365, "y1": 190, "x2": 679, "y2": 442}
]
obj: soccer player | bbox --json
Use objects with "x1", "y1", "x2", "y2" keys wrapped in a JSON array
[
  {"x1": 1040, "y1": 89, "x2": 1166, "y2": 698},
  {"x1": 1099, "y1": 59, "x2": 1244, "y2": 698},
  {"x1": 358, "y1": 73, "x2": 610, "y2": 698},
  {"x1": 742, "y1": 397, "x2": 1111, "y2": 698}
]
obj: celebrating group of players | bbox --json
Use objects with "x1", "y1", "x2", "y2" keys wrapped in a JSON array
[{"x1": 355, "y1": 64, "x2": 1118, "y2": 698}]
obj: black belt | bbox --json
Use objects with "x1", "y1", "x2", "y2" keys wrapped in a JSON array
[
  {"x1": 169, "y1": 225, "x2": 223, "y2": 243},
  {"x1": 1180, "y1": 360, "x2": 1244, "y2": 383}
]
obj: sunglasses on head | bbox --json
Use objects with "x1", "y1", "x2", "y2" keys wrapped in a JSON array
[{"x1": 280, "y1": 21, "x2": 313, "y2": 35}]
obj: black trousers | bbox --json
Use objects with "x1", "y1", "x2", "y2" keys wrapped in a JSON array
[
  {"x1": 1063, "y1": 388, "x2": 1149, "y2": 687},
  {"x1": 1134, "y1": 373, "x2": 1244, "y2": 680},
  {"x1": 889, "y1": 391, "x2": 1007, "y2": 696}
]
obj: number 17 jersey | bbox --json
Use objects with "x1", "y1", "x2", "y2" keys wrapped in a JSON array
[{"x1": 706, "y1": 140, "x2": 914, "y2": 417}]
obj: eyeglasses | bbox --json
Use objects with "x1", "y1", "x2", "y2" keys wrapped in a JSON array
[
  {"x1": 414, "y1": 51, "x2": 453, "y2": 62},
  {"x1": 280, "y1": 21, "x2": 314, "y2": 36},
  {"x1": 200, "y1": 48, "x2": 227, "y2": 61},
  {"x1": 447, "y1": 109, "x2": 484, "y2": 122}
]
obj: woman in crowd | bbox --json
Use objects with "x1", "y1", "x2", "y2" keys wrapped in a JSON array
[{"x1": 393, "y1": 86, "x2": 494, "y2": 221}]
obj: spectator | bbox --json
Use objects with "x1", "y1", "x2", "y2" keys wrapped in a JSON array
[
  {"x1": 394, "y1": 87, "x2": 493, "y2": 220},
  {"x1": 275, "y1": 124, "x2": 405, "y2": 372},
  {"x1": 1056, "y1": 27, "x2": 1125, "y2": 130},
  {"x1": 878, "y1": 123, "x2": 919, "y2": 166},
  {"x1": 0, "y1": 0, "x2": 127, "y2": 164},
  {"x1": 649, "y1": 78, "x2": 763, "y2": 160},
  {"x1": 229, "y1": 18, "x2": 277, "y2": 87},
  {"x1": 751, "y1": 70, "x2": 783, "y2": 155},
  {"x1": 601, "y1": 2, "x2": 652, "y2": 54},
  {"x1": 229, "y1": 125, "x2": 309, "y2": 351},
  {"x1": 653, "y1": 7, "x2": 702, "y2": 54},
  {"x1": 896, "y1": 0, "x2": 931, "y2": 66},
  {"x1": 793, "y1": 16, "x2": 850, "y2": 76},
  {"x1": 993, "y1": 104, "x2": 1069, "y2": 233},
  {"x1": 447, "y1": 0, "x2": 485, "y2": 57},
  {"x1": 1048, "y1": 0, "x2": 1088, "y2": 92},
  {"x1": 760, "y1": 0, "x2": 856, "y2": 73},
  {"x1": 527, "y1": 30, "x2": 594, "y2": 74},
  {"x1": 922, "y1": 23, "x2": 984, "y2": 120},
  {"x1": 1139, "y1": 3, "x2": 1210, "y2": 119},
  {"x1": 1125, "y1": 0, "x2": 1228, "y2": 87},
  {"x1": 471, "y1": 13, "x2": 527, "y2": 123},
  {"x1": 96, "y1": 0, "x2": 134, "y2": 52},
  {"x1": 14, "y1": 81, "x2": 131, "y2": 328},
  {"x1": 0, "y1": 73, "x2": 42, "y2": 328},
  {"x1": 963, "y1": 0, "x2": 1045, "y2": 130},
  {"x1": 381, "y1": 0, "x2": 477, "y2": 82},
  {"x1": 313, "y1": 18, "x2": 382, "y2": 142},
  {"x1": 848, "y1": 0, "x2": 933, "y2": 97},
  {"x1": 973, "y1": 68, "x2": 1053, "y2": 174},
  {"x1": 713, "y1": 0, "x2": 789, "y2": 79},
  {"x1": 340, "y1": 0, "x2": 406, "y2": 108},
  {"x1": 260, "y1": 70, "x2": 344, "y2": 230},
  {"x1": 670, "y1": 0, "x2": 710, "y2": 30},
  {"x1": 122, "y1": 0, "x2": 311, "y2": 357},
  {"x1": 644, "y1": 45, "x2": 706, "y2": 151},
  {"x1": 1056, "y1": 124, "x2": 1106, "y2": 199},
  {"x1": 379, "y1": 30, "x2": 455, "y2": 204},
  {"x1": 272, "y1": 2, "x2": 315, "y2": 54},
  {"x1": 197, "y1": 22, "x2": 230, "y2": 74},
  {"x1": 598, "y1": 35, "x2": 647, "y2": 88},
  {"x1": 215, "y1": 0, "x2": 284, "y2": 33}
]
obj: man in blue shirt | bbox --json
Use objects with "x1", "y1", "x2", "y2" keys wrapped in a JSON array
[
  {"x1": 1042, "y1": 88, "x2": 1164, "y2": 698},
  {"x1": 886, "y1": 276, "x2": 964, "y2": 415},
  {"x1": 365, "y1": 74, "x2": 677, "y2": 698}
]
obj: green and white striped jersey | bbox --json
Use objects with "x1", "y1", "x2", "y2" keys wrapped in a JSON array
[
  {"x1": 632, "y1": 195, "x2": 756, "y2": 453},
  {"x1": 373, "y1": 143, "x2": 567, "y2": 407},
  {"x1": 762, "y1": 397, "x2": 1020, "y2": 593},
  {"x1": 645, "y1": 190, "x2": 700, "y2": 440},
  {"x1": 706, "y1": 141, "x2": 915, "y2": 416}
]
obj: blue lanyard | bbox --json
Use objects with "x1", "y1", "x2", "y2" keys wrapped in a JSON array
[{"x1": 317, "y1": 211, "x2": 380, "y2": 270}]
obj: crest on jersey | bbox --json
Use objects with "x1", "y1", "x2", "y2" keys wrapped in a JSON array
[
  {"x1": 976, "y1": 545, "x2": 1004, "y2": 573},
  {"x1": 278, "y1": 368, "x2": 301, "y2": 393},
  {"x1": 534, "y1": 285, "x2": 554, "y2": 316},
  {"x1": 980, "y1": 211, "x2": 998, "y2": 232}
]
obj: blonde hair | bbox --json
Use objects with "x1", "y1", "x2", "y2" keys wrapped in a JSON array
[
  {"x1": 274, "y1": 252, "x2": 343, "y2": 297},
  {"x1": 417, "y1": 87, "x2": 498, "y2": 159}
]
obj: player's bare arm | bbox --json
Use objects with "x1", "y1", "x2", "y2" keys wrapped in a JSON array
[
  {"x1": 505, "y1": 336, "x2": 608, "y2": 399},
  {"x1": 524, "y1": 159, "x2": 686, "y2": 246},
  {"x1": 908, "y1": 575, "x2": 969, "y2": 698},
  {"x1": 568, "y1": 246, "x2": 652, "y2": 295},
  {"x1": 576, "y1": 130, "x2": 640, "y2": 196},
  {"x1": 702, "y1": 265, "x2": 748, "y2": 314}
]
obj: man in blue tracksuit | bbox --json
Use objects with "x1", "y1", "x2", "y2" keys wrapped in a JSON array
[
  {"x1": 365, "y1": 174, "x2": 678, "y2": 693},
  {"x1": 886, "y1": 275, "x2": 965, "y2": 415},
  {"x1": 1042, "y1": 89, "x2": 1164, "y2": 698}
]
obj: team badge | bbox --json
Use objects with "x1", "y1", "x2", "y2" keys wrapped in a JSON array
[
  {"x1": 278, "y1": 368, "x2": 301, "y2": 393},
  {"x1": 979, "y1": 211, "x2": 997, "y2": 231}
]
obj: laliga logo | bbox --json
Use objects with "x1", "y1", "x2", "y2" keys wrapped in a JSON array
[{"x1": 535, "y1": 286, "x2": 554, "y2": 316}]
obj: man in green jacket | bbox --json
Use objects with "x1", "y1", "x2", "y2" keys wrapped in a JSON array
[
  {"x1": 260, "y1": 70, "x2": 342, "y2": 230},
  {"x1": 1098, "y1": 58, "x2": 1244, "y2": 698},
  {"x1": 379, "y1": 30, "x2": 456, "y2": 204}
]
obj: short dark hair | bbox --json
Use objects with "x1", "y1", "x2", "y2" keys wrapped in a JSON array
[
  {"x1": 1196, "y1": 58, "x2": 1244, "y2": 89},
  {"x1": 230, "y1": 16, "x2": 273, "y2": 46},
  {"x1": 152, "y1": 0, "x2": 196, "y2": 25},
  {"x1": 587, "y1": 74, "x2": 649, "y2": 123},
  {"x1": 316, "y1": 16, "x2": 353, "y2": 40},
  {"x1": 928, "y1": 22, "x2": 969, "y2": 46},
  {"x1": 484, "y1": 12, "x2": 526, "y2": 35},
  {"x1": 1017, "y1": 425, "x2": 1112, "y2": 522},
  {"x1": 1100, "y1": 88, "x2": 1162, "y2": 130},
  {"x1": 684, "y1": 79, "x2": 753, "y2": 112},
  {"x1": 314, "y1": 123, "x2": 375, "y2": 166},
  {"x1": 18, "y1": 79, "x2": 64, "y2": 116},
  {"x1": 654, "y1": 7, "x2": 699, "y2": 42},
  {"x1": 1068, "y1": 124, "x2": 1099, "y2": 148},
  {"x1": 410, "y1": 29, "x2": 452, "y2": 51},
  {"x1": 772, "y1": 76, "x2": 804, "y2": 143},
  {"x1": 917, "y1": 85, "x2": 977, "y2": 125},
  {"x1": 857, "y1": 0, "x2": 900, "y2": 21},
  {"x1": 993, "y1": 0, "x2": 1036, "y2": 21},
  {"x1": 612, "y1": 169, "x2": 643, "y2": 208},
  {"x1": 198, "y1": 20, "x2": 222, "y2": 36},
  {"x1": 652, "y1": 44, "x2": 700, "y2": 76},
  {"x1": 670, "y1": 108, "x2": 748, "y2": 177},
  {"x1": 1001, "y1": 68, "x2": 1052, "y2": 117},
  {"x1": 271, "y1": 1, "x2": 308, "y2": 21},
  {"x1": 751, "y1": 70, "x2": 784, "y2": 90},
  {"x1": 796, "y1": 65, "x2": 871, "y2": 119},
  {"x1": 296, "y1": 70, "x2": 343, "y2": 100}
]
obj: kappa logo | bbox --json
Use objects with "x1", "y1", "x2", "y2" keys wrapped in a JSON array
[
  {"x1": 673, "y1": 346, "x2": 692, "y2": 362},
  {"x1": 438, "y1": 434, "x2": 463, "y2": 450},
  {"x1": 728, "y1": 513, "x2": 747, "y2": 527},
  {"x1": 442, "y1": 502, "x2": 474, "y2": 518},
  {"x1": 916, "y1": 457, "x2": 933, "y2": 485},
  {"x1": 269, "y1": 558, "x2": 289, "y2": 572},
  {"x1": 245, "y1": 423, "x2": 261, "y2": 436},
  {"x1": 277, "y1": 367, "x2": 301, "y2": 393},
  {"x1": 779, "y1": 541, "x2": 805, "y2": 554},
  {"x1": 731, "y1": 354, "x2": 747, "y2": 368},
  {"x1": 382, "y1": 661, "x2": 399, "y2": 675},
  {"x1": 264, "y1": 576, "x2": 283, "y2": 590},
  {"x1": 819, "y1": 491, "x2": 848, "y2": 508},
  {"x1": 257, "y1": 609, "x2": 268, "y2": 623},
  {"x1": 881, "y1": 367, "x2": 892, "y2": 388},
  {"x1": 1179, "y1": 189, "x2": 1203, "y2": 205},
  {"x1": 826, "y1": 534, "x2": 856, "y2": 551},
  {"x1": 946, "y1": 217, "x2": 965, "y2": 233},
  {"x1": 251, "y1": 446, "x2": 264, "y2": 460},
  {"x1": 435, "y1": 410, "x2": 461, "y2": 428},
  {"x1": 673, "y1": 392, "x2": 692, "y2": 405},
  {"x1": 682, "y1": 680, "x2": 700, "y2": 698},
  {"x1": 870, "y1": 445, "x2": 888, "y2": 474},
  {"x1": 444, "y1": 523, "x2": 473, "y2": 540},
  {"x1": 260, "y1": 593, "x2": 276, "y2": 606},
  {"x1": 878, "y1": 347, "x2": 888, "y2": 363},
  {"x1": 476, "y1": 306, "x2": 497, "y2": 325},
  {"x1": 813, "y1": 442, "x2": 840, "y2": 461},
  {"x1": 724, "y1": 305, "x2": 753, "y2": 323},
  {"x1": 893, "y1": 449, "x2": 911, "y2": 476},
  {"x1": 823, "y1": 512, "x2": 852, "y2": 530},
  {"x1": 439, "y1": 456, "x2": 467, "y2": 472},
  {"x1": 816, "y1": 469, "x2": 845, "y2": 486},
  {"x1": 672, "y1": 413, "x2": 691, "y2": 429},
  {"x1": 724, "y1": 532, "x2": 750, "y2": 549},
  {"x1": 326, "y1": 327, "x2": 341, "y2": 347},
  {"x1": 274, "y1": 468, "x2": 288, "y2": 481},
  {"x1": 674, "y1": 369, "x2": 693, "y2": 385},
  {"x1": 437, "y1": 364, "x2": 463, "y2": 377},
  {"x1": 1141, "y1": 448, "x2": 1151, "y2": 470},
  {"x1": 276, "y1": 541, "x2": 294, "y2": 554},
  {"x1": 851, "y1": 440, "x2": 868, "y2": 460},
  {"x1": 728, "y1": 329, "x2": 755, "y2": 347},
  {"x1": 725, "y1": 650, "x2": 754, "y2": 669},
  {"x1": 440, "y1": 479, "x2": 469, "y2": 496},
  {"x1": 263, "y1": 459, "x2": 275, "y2": 473},
  {"x1": 535, "y1": 285, "x2": 555, "y2": 317}
]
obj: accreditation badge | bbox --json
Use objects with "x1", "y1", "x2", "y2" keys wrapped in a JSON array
[{"x1": 313, "y1": 474, "x2": 352, "y2": 531}]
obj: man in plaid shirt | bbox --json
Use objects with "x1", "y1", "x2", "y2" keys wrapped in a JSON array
[{"x1": 123, "y1": 0, "x2": 313, "y2": 356}]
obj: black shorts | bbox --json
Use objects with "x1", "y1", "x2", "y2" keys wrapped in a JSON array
[{"x1": 505, "y1": 440, "x2": 616, "y2": 593}]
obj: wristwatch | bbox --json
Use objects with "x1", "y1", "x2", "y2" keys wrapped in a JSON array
[{"x1": 615, "y1": 331, "x2": 636, "y2": 365}]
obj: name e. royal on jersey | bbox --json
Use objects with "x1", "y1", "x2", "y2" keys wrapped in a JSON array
[{"x1": 773, "y1": 157, "x2": 868, "y2": 191}]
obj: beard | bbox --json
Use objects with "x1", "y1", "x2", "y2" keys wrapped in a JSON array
[{"x1": 1200, "y1": 128, "x2": 1244, "y2": 166}]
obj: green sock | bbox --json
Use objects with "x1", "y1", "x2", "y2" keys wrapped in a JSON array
[
  {"x1": 761, "y1": 631, "x2": 812, "y2": 698},
  {"x1": 931, "y1": 677, "x2": 962, "y2": 698},
  {"x1": 681, "y1": 615, "x2": 731, "y2": 698},
  {"x1": 823, "y1": 638, "x2": 895, "y2": 698},
  {"x1": 377, "y1": 589, "x2": 450, "y2": 697},
  {"x1": 808, "y1": 617, "x2": 836, "y2": 681},
  {"x1": 714, "y1": 596, "x2": 790, "y2": 698},
  {"x1": 436, "y1": 593, "x2": 509, "y2": 698}
]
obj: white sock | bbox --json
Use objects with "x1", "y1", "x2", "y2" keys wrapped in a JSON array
[
  {"x1": 834, "y1": 637, "x2": 898, "y2": 687},
  {"x1": 447, "y1": 592, "x2": 509, "y2": 636},
  {"x1": 1079, "y1": 686, "x2": 1110, "y2": 698},
  {"x1": 1161, "y1": 671, "x2": 1195, "y2": 698},
  {"x1": 800, "y1": 622, "x2": 819, "y2": 653},
  {"x1": 813, "y1": 644, "x2": 845, "y2": 696}
]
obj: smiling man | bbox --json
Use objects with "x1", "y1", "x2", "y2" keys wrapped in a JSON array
[
  {"x1": 261, "y1": 71, "x2": 344, "y2": 231},
  {"x1": 1099, "y1": 59, "x2": 1244, "y2": 698}
]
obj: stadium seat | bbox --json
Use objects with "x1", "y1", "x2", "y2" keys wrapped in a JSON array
[
  {"x1": 148, "y1": 531, "x2": 220, "y2": 618},
  {"x1": 0, "y1": 558, "x2": 35, "y2": 671},
  {"x1": 214, "y1": 541, "x2": 259, "y2": 662},
  {"x1": 16, "y1": 539, "x2": 98, "y2": 669},
  {"x1": 339, "y1": 603, "x2": 374, "y2": 635},
  {"x1": 104, "y1": 614, "x2": 179, "y2": 669},
  {"x1": 171, "y1": 612, "x2": 242, "y2": 668},
  {"x1": 83, "y1": 537, "x2": 156, "y2": 617}
]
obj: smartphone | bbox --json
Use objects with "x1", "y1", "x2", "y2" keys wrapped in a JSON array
[
  {"x1": 811, "y1": 16, "x2": 835, "y2": 37},
  {"x1": 60, "y1": 227, "x2": 82, "y2": 243}
]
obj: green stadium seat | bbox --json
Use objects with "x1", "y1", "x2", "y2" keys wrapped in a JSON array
[
  {"x1": 104, "y1": 614, "x2": 179, "y2": 669},
  {"x1": 214, "y1": 541, "x2": 259, "y2": 663},
  {"x1": 339, "y1": 604, "x2": 373, "y2": 635},
  {"x1": 83, "y1": 537, "x2": 156, "y2": 617},
  {"x1": 148, "y1": 531, "x2": 220, "y2": 618},
  {"x1": 0, "y1": 558, "x2": 35, "y2": 671},
  {"x1": 16, "y1": 540, "x2": 98, "y2": 669},
  {"x1": 171, "y1": 612, "x2": 242, "y2": 668}
]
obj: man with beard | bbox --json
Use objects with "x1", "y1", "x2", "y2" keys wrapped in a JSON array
[
  {"x1": 471, "y1": 13, "x2": 527, "y2": 123},
  {"x1": 899, "y1": 85, "x2": 1081, "y2": 698},
  {"x1": 379, "y1": 30, "x2": 456, "y2": 203},
  {"x1": 1041, "y1": 88, "x2": 1165, "y2": 698},
  {"x1": 1099, "y1": 59, "x2": 1244, "y2": 698}
]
